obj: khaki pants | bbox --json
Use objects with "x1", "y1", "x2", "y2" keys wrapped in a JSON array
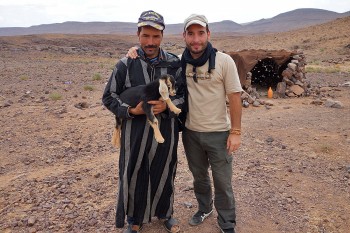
[{"x1": 182, "y1": 128, "x2": 236, "y2": 229}]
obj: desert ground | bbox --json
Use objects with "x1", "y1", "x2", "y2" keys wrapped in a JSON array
[{"x1": 0, "y1": 17, "x2": 350, "y2": 233}]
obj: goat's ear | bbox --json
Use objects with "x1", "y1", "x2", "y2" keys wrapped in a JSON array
[
  {"x1": 166, "y1": 76, "x2": 172, "y2": 87},
  {"x1": 166, "y1": 75, "x2": 174, "y2": 87},
  {"x1": 159, "y1": 79, "x2": 169, "y2": 100}
]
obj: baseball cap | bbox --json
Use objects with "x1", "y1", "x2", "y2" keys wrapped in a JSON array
[
  {"x1": 137, "y1": 10, "x2": 165, "y2": 30},
  {"x1": 184, "y1": 14, "x2": 208, "y2": 30}
]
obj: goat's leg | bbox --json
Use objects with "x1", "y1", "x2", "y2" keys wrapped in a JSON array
[
  {"x1": 143, "y1": 102, "x2": 165, "y2": 143},
  {"x1": 148, "y1": 118, "x2": 164, "y2": 143},
  {"x1": 164, "y1": 98, "x2": 181, "y2": 115}
]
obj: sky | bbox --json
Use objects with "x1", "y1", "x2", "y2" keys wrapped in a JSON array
[{"x1": 0, "y1": 0, "x2": 349, "y2": 28}]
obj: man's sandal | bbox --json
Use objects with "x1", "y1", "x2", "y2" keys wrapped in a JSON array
[
  {"x1": 124, "y1": 224, "x2": 143, "y2": 233},
  {"x1": 163, "y1": 218, "x2": 180, "y2": 233}
]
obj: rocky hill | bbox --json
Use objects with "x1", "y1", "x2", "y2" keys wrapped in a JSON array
[{"x1": 239, "y1": 8, "x2": 350, "y2": 33}]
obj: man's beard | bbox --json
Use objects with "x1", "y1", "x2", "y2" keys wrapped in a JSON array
[{"x1": 187, "y1": 41, "x2": 207, "y2": 55}]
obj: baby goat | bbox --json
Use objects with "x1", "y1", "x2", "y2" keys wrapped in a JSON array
[{"x1": 112, "y1": 74, "x2": 181, "y2": 148}]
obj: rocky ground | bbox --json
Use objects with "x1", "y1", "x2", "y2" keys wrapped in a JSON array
[{"x1": 1, "y1": 17, "x2": 350, "y2": 233}]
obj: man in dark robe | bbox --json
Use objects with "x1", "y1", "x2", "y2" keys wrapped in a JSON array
[{"x1": 102, "y1": 10, "x2": 184, "y2": 233}]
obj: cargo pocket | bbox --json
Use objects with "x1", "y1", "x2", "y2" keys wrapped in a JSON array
[{"x1": 225, "y1": 154, "x2": 233, "y2": 163}]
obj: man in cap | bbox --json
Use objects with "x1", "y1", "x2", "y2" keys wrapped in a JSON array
[
  {"x1": 180, "y1": 14, "x2": 243, "y2": 233},
  {"x1": 102, "y1": 10, "x2": 184, "y2": 233}
]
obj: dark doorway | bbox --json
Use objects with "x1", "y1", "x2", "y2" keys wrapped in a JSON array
[{"x1": 251, "y1": 58, "x2": 282, "y2": 90}]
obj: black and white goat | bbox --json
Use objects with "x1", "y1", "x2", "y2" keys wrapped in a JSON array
[{"x1": 112, "y1": 74, "x2": 181, "y2": 148}]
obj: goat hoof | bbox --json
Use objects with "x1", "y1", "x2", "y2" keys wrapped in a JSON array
[
  {"x1": 156, "y1": 138, "x2": 165, "y2": 143},
  {"x1": 174, "y1": 108, "x2": 181, "y2": 115}
]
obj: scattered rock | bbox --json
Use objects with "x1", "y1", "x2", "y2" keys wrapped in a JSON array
[
  {"x1": 324, "y1": 99, "x2": 344, "y2": 108},
  {"x1": 74, "y1": 102, "x2": 90, "y2": 109},
  {"x1": 184, "y1": 202, "x2": 193, "y2": 208},
  {"x1": 2, "y1": 99, "x2": 13, "y2": 107},
  {"x1": 290, "y1": 85, "x2": 305, "y2": 96},
  {"x1": 341, "y1": 81, "x2": 350, "y2": 87},
  {"x1": 27, "y1": 217, "x2": 36, "y2": 227},
  {"x1": 311, "y1": 99, "x2": 324, "y2": 105}
]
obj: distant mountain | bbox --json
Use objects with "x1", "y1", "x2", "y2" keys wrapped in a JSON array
[
  {"x1": 209, "y1": 20, "x2": 244, "y2": 33},
  {"x1": 0, "y1": 22, "x2": 137, "y2": 36},
  {"x1": 0, "y1": 8, "x2": 349, "y2": 36},
  {"x1": 239, "y1": 8, "x2": 350, "y2": 33}
]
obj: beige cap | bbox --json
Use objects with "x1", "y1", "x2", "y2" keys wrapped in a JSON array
[{"x1": 184, "y1": 14, "x2": 208, "y2": 30}]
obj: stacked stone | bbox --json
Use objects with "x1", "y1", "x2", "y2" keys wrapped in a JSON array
[
  {"x1": 276, "y1": 52, "x2": 310, "y2": 98},
  {"x1": 240, "y1": 72, "x2": 271, "y2": 108}
]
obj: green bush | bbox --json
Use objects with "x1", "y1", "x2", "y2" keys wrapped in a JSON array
[
  {"x1": 306, "y1": 65, "x2": 343, "y2": 73},
  {"x1": 84, "y1": 85, "x2": 94, "y2": 91},
  {"x1": 92, "y1": 73, "x2": 102, "y2": 81},
  {"x1": 49, "y1": 92, "x2": 62, "y2": 100},
  {"x1": 20, "y1": 75, "x2": 29, "y2": 81}
]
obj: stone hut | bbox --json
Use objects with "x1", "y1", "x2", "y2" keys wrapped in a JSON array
[{"x1": 226, "y1": 49, "x2": 308, "y2": 106}]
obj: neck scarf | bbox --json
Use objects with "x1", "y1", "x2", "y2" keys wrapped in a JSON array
[
  {"x1": 181, "y1": 42, "x2": 217, "y2": 83},
  {"x1": 138, "y1": 48, "x2": 161, "y2": 65}
]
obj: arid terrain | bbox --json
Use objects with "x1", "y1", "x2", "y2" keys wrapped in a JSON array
[{"x1": 0, "y1": 17, "x2": 350, "y2": 233}]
